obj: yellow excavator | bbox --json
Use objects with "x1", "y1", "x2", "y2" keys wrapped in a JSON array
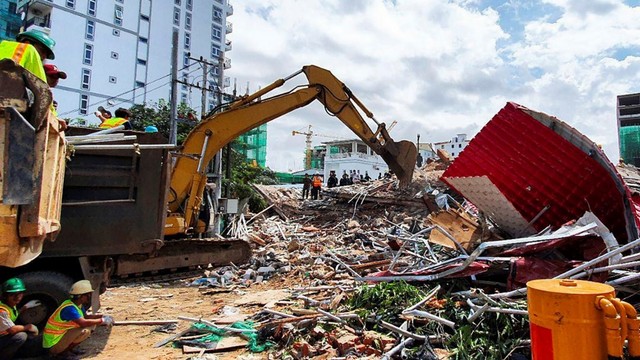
[
  {"x1": 1, "y1": 65, "x2": 416, "y2": 326},
  {"x1": 165, "y1": 65, "x2": 418, "y2": 236}
]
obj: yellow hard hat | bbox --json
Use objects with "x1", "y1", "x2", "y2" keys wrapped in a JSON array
[{"x1": 69, "y1": 280, "x2": 93, "y2": 295}]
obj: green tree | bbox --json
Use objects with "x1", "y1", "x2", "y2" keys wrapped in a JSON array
[
  {"x1": 128, "y1": 100, "x2": 198, "y2": 145},
  {"x1": 128, "y1": 100, "x2": 278, "y2": 212}
]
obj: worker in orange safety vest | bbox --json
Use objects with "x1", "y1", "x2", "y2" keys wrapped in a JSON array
[
  {"x1": 99, "y1": 107, "x2": 132, "y2": 130},
  {"x1": 0, "y1": 29, "x2": 56, "y2": 82},
  {"x1": 311, "y1": 173, "x2": 323, "y2": 200}
]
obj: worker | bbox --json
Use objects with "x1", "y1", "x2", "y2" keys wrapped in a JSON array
[
  {"x1": 43, "y1": 280, "x2": 113, "y2": 357},
  {"x1": 43, "y1": 63, "x2": 66, "y2": 88},
  {"x1": 311, "y1": 173, "x2": 322, "y2": 200},
  {"x1": 339, "y1": 173, "x2": 351, "y2": 186},
  {"x1": 0, "y1": 278, "x2": 42, "y2": 359},
  {"x1": 144, "y1": 125, "x2": 159, "y2": 133},
  {"x1": 94, "y1": 106, "x2": 112, "y2": 126},
  {"x1": 0, "y1": 29, "x2": 56, "y2": 82},
  {"x1": 301, "y1": 174, "x2": 311, "y2": 200},
  {"x1": 43, "y1": 63, "x2": 68, "y2": 130},
  {"x1": 98, "y1": 107, "x2": 132, "y2": 130},
  {"x1": 327, "y1": 171, "x2": 338, "y2": 188}
]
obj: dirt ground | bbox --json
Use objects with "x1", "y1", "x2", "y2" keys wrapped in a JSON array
[{"x1": 77, "y1": 278, "x2": 285, "y2": 360}]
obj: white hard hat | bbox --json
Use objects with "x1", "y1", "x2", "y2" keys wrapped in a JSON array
[{"x1": 69, "y1": 280, "x2": 93, "y2": 295}]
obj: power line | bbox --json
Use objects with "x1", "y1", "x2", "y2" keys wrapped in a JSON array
[{"x1": 59, "y1": 63, "x2": 199, "y2": 117}]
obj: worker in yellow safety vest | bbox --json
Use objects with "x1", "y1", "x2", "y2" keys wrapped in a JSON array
[
  {"x1": 99, "y1": 107, "x2": 133, "y2": 130},
  {"x1": 0, "y1": 278, "x2": 43, "y2": 359},
  {"x1": 43, "y1": 280, "x2": 113, "y2": 357},
  {"x1": 0, "y1": 29, "x2": 56, "y2": 82}
]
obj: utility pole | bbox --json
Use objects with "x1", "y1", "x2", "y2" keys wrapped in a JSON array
[
  {"x1": 201, "y1": 60, "x2": 208, "y2": 120},
  {"x1": 169, "y1": 30, "x2": 179, "y2": 145}
]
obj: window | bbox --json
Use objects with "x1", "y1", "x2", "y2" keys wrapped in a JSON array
[
  {"x1": 8, "y1": 2, "x2": 16, "y2": 13},
  {"x1": 87, "y1": 0, "x2": 97, "y2": 16},
  {"x1": 137, "y1": 58, "x2": 147, "y2": 65},
  {"x1": 180, "y1": 92, "x2": 187, "y2": 104},
  {"x1": 139, "y1": 36, "x2": 148, "y2": 43},
  {"x1": 113, "y1": 29, "x2": 121, "y2": 36},
  {"x1": 79, "y1": 94, "x2": 89, "y2": 115},
  {"x1": 212, "y1": 6, "x2": 222, "y2": 20},
  {"x1": 109, "y1": 76, "x2": 117, "y2": 84},
  {"x1": 85, "y1": 20, "x2": 95, "y2": 41},
  {"x1": 451, "y1": 144, "x2": 454, "y2": 149},
  {"x1": 458, "y1": 144, "x2": 462, "y2": 148},
  {"x1": 184, "y1": 32, "x2": 191, "y2": 50},
  {"x1": 181, "y1": 72, "x2": 188, "y2": 90},
  {"x1": 186, "y1": 0, "x2": 192, "y2": 11},
  {"x1": 114, "y1": 5, "x2": 123, "y2": 26},
  {"x1": 452, "y1": 152, "x2": 455, "y2": 156},
  {"x1": 135, "y1": 81, "x2": 145, "y2": 88},
  {"x1": 66, "y1": 0, "x2": 75, "y2": 9},
  {"x1": 211, "y1": 25, "x2": 221, "y2": 41},
  {"x1": 111, "y1": 51, "x2": 119, "y2": 59},
  {"x1": 115, "y1": 0, "x2": 124, "y2": 3},
  {"x1": 210, "y1": 44, "x2": 221, "y2": 58},
  {"x1": 173, "y1": 7, "x2": 180, "y2": 25},
  {"x1": 81, "y1": 68, "x2": 91, "y2": 90},
  {"x1": 183, "y1": 52, "x2": 189, "y2": 67},
  {"x1": 83, "y1": 44, "x2": 93, "y2": 65},
  {"x1": 140, "y1": 14, "x2": 150, "y2": 21},
  {"x1": 174, "y1": 0, "x2": 181, "y2": 5},
  {"x1": 185, "y1": 13, "x2": 191, "y2": 30}
]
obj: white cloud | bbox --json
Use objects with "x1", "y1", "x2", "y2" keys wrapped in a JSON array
[{"x1": 227, "y1": 0, "x2": 640, "y2": 172}]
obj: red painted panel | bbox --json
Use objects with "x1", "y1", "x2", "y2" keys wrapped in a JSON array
[{"x1": 442, "y1": 102, "x2": 637, "y2": 242}]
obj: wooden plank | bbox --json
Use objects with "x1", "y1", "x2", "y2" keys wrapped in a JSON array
[{"x1": 182, "y1": 337, "x2": 248, "y2": 354}]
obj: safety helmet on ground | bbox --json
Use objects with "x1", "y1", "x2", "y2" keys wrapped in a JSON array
[
  {"x1": 69, "y1": 280, "x2": 93, "y2": 295},
  {"x1": 2, "y1": 278, "x2": 26, "y2": 293},
  {"x1": 16, "y1": 30, "x2": 56, "y2": 60},
  {"x1": 144, "y1": 125, "x2": 158, "y2": 133}
]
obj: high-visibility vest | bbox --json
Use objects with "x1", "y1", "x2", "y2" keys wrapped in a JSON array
[
  {"x1": 312, "y1": 176, "x2": 322, "y2": 187},
  {"x1": 98, "y1": 117, "x2": 128, "y2": 129},
  {"x1": 0, "y1": 301, "x2": 18, "y2": 336},
  {"x1": 43, "y1": 299, "x2": 82, "y2": 349},
  {"x1": 0, "y1": 40, "x2": 46, "y2": 82}
]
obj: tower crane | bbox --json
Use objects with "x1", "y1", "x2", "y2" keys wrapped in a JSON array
[{"x1": 292, "y1": 125, "x2": 346, "y2": 170}]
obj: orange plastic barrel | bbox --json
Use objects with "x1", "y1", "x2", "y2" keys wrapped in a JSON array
[{"x1": 527, "y1": 279, "x2": 616, "y2": 360}]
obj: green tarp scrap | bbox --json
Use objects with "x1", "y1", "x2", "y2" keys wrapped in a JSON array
[{"x1": 173, "y1": 321, "x2": 273, "y2": 353}]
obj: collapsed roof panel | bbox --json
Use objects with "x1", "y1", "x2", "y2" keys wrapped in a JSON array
[{"x1": 441, "y1": 102, "x2": 639, "y2": 242}]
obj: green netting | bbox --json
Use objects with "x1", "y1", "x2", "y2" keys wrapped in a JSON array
[
  {"x1": 276, "y1": 172, "x2": 305, "y2": 184},
  {"x1": 234, "y1": 124, "x2": 268, "y2": 167},
  {"x1": 620, "y1": 126, "x2": 640, "y2": 166},
  {"x1": 178, "y1": 321, "x2": 273, "y2": 353}
]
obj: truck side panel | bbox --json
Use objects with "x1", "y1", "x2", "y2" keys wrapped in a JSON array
[{"x1": 42, "y1": 130, "x2": 170, "y2": 257}]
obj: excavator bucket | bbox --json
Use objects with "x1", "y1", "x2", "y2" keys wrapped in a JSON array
[{"x1": 380, "y1": 139, "x2": 418, "y2": 188}]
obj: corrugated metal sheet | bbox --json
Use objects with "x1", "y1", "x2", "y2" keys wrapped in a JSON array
[{"x1": 442, "y1": 102, "x2": 639, "y2": 242}]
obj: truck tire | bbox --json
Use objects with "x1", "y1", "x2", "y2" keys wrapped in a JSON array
[{"x1": 19, "y1": 271, "x2": 74, "y2": 327}]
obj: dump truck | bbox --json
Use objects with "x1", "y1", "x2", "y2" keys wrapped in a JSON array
[{"x1": 1, "y1": 64, "x2": 417, "y2": 326}]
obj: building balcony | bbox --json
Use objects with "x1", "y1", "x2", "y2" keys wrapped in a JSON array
[
  {"x1": 225, "y1": 40, "x2": 232, "y2": 52},
  {"x1": 226, "y1": 21, "x2": 233, "y2": 34},
  {"x1": 226, "y1": 4, "x2": 233, "y2": 16},
  {"x1": 25, "y1": 16, "x2": 50, "y2": 29},
  {"x1": 223, "y1": 57, "x2": 231, "y2": 70}
]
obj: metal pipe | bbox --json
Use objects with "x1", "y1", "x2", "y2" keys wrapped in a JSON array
[
  {"x1": 402, "y1": 309, "x2": 455, "y2": 329},
  {"x1": 196, "y1": 131, "x2": 212, "y2": 173},
  {"x1": 555, "y1": 237, "x2": 640, "y2": 279},
  {"x1": 71, "y1": 144, "x2": 177, "y2": 150},
  {"x1": 381, "y1": 338, "x2": 414, "y2": 360},
  {"x1": 379, "y1": 320, "x2": 425, "y2": 341},
  {"x1": 85, "y1": 125, "x2": 125, "y2": 136}
]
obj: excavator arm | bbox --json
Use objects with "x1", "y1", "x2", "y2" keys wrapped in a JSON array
[{"x1": 166, "y1": 65, "x2": 417, "y2": 236}]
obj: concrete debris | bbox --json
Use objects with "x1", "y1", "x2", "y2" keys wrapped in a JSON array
[{"x1": 151, "y1": 104, "x2": 640, "y2": 359}]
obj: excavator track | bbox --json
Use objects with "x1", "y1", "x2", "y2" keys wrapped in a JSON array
[{"x1": 111, "y1": 238, "x2": 251, "y2": 283}]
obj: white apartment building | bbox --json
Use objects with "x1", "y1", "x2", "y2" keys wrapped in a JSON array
[
  {"x1": 323, "y1": 139, "x2": 390, "y2": 181},
  {"x1": 16, "y1": 0, "x2": 233, "y2": 124},
  {"x1": 433, "y1": 133, "x2": 471, "y2": 158}
]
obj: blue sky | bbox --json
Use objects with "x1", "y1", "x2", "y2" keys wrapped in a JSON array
[{"x1": 227, "y1": 0, "x2": 640, "y2": 172}]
